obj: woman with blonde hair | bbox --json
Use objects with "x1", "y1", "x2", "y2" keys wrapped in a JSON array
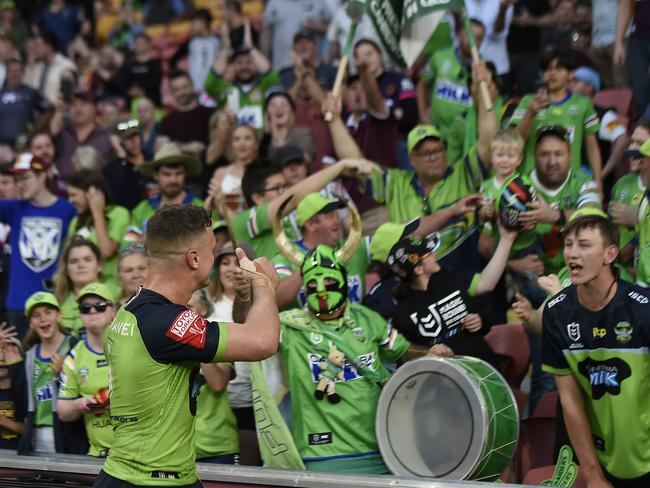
[
  {"x1": 71, "y1": 146, "x2": 104, "y2": 173},
  {"x1": 116, "y1": 245, "x2": 149, "y2": 304}
]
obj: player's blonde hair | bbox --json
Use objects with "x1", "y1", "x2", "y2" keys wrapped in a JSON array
[{"x1": 491, "y1": 128, "x2": 525, "y2": 154}]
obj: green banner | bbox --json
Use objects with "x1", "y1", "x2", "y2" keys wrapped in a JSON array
[{"x1": 250, "y1": 361, "x2": 305, "y2": 470}]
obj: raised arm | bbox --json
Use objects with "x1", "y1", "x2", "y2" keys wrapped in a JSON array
[
  {"x1": 474, "y1": 61, "x2": 497, "y2": 167},
  {"x1": 322, "y1": 92, "x2": 364, "y2": 159},
  {"x1": 474, "y1": 225, "x2": 517, "y2": 295}
]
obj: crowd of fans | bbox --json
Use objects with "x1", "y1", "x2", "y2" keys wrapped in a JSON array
[{"x1": 0, "y1": 0, "x2": 648, "y2": 482}]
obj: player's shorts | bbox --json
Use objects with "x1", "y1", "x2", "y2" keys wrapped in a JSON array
[{"x1": 93, "y1": 470, "x2": 204, "y2": 488}]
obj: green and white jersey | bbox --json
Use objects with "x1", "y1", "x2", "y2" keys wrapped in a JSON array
[
  {"x1": 102, "y1": 288, "x2": 228, "y2": 486},
  {"x1": 510, "y1": 91, "x2": 600, "y2": 174},
  {"x1": 195, "y1": 365, "x2": 239, "y2": 459},
  {"x1": 278, "y1": 304, "x2": 410, "y2": 464},
  {"x1": 231, "y1": 202, "x2": 298, "y2": 260},
  {"x1": 636, "y1": 192, "x2": 650, "y2": 287},
  {"x1": 367, "y1": 147, "x2": 487, "y2": 264},
  {"x1": 421, "y1": 48, "x2": 472, "y2": 138},
  {"x1": 542, "y1": 281, "x2": 650, "y2": 479},
  {"x1": 31, "y1": 336, "x2": 73, "y2": 427},
  {"x1": 59, "y1": 338, "x2": 112, "y2": 457},
  {"x1": 529, "y1": 169, "x2": 601, "y2": 275},
  {"x1": 59, "y1": 294, "x2": 81, "y2": 334},
  {"x1": 611, "y1": 172, "x2": 646, "y2": 251},
  {"x1": 204, "y1": 70, "x2": 281, "y2": 130},
  {"x1": 68, "y1": 205, "x2": 130, "y2": 294}
]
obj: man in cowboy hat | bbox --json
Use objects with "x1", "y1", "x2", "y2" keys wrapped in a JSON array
[{"x1": 131, "y1": 142, "x2": 203, "y2": 233}]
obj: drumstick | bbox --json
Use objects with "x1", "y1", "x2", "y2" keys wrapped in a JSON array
[{"x1": 462, "y1": 13, "x2": 493, "y2": 112}]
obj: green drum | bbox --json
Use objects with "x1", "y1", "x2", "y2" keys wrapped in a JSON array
[{"x1": 375, "y1": 356, "x2": 519, "y2": 481}]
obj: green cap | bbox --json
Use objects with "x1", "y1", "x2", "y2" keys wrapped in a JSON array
[
  {"x1": 640, "y1": 139, "x2": 650, "y2": 158},
  {"x1": 77, "y1": 282, "x2": 115, "y2": 303},
  {"x1": 407, "y1": 125, "x2": 444, "y2": 153},
  {"x1": 24, "y1": 291, "x2": 60, "y2": 318},
  {"x1": 568, "y1": 207, "x2": 608, "y2": 223},
  {"x1": 369, "y1": 219, "x2": 420, "y2": 263},
  {"x1": 296, "y1": 193, "x2": 344, "y2": 227}
]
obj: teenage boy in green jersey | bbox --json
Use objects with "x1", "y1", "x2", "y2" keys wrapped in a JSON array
[
  {"x1": 365, "y1": 60, "x2": 496, "y2": 273},
  {"x1": 277, "y1": 245, "x2": 411, "y2": 474},
  {"x1": 204, "y1": 44, "x2": 279, "y2": 130},
  {"x1": 608, "y1": 120, "x2": 650, "y2": 268},
  {"x1": 416, "y1": 19, "x2": 485, "y2": 139},
  {"x1": 58, "y1": 283, "x2": 116, "y2": 457},
  {"x1": 510, "y1": 50, "x2": 602, "y2": 181},
  {"x1": 131, "y1": 143, "x2": 204, "y2": 234},
  {"x1": 517, "y1": 126, "x2": 602, "y2": 277},
  {"x1": 542, "y1": 212, "x2": 650, "y2": 487},
  {"x1": 228, "y1": 158, "x2": 374, "y2": 260},
  {"x1": 94, "y1": 204, "x2": 280, "y2": 488}
]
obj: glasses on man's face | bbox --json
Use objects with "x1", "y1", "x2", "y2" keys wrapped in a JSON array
[
  {"x1": 262, "y1": 183, "x2": 291, "y2": 194},
  {"x1": 414, "y1": 147, "x2": 446, "y2": 159},
  {"x1": 79, "y1": 302, "x2": 111, "y2": 314}
]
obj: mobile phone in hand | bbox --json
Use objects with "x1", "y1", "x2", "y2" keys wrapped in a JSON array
[
  {"x1": 61, "y1": 78, "x2": 74, "y2": 103},
  {"x1": 535, "y1": 79, "x2": 549, "y2": 97}
]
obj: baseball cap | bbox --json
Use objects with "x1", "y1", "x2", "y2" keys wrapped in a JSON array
[
  {"x1": 113, "y1": 117, "x2": 140, "y2": 138},
  {"x1": 407, "y1": 125, "x2": 445, "y2": 153},
  {"x1": 24, "y1": 291, "x2": 60, "y2": 318},
  {"x1": 77, "y1": 282, "x2": 115, "y2": 303},
  {"x1": 386, "y1": 234, "x2": 442, "y2": 279},
  {"x1": 574, "y1": 67, "x2": 601, "y2": 92},
  {"x1": 8, "y1": 152, "x2": 50, "y2": 174},
  {"x1": 296, "y1": 193, "x2": 344, "y2": 227},
  {"x1": 369, "y1": 219, "x2": 420, "y2": 263},
  {"x1": 535, "y1": 125, "x2": 570, "y2": 145},
  {"x1": 294, "y1": 27, "x2": 316, "y2": 42},
  {"x1": 275, "y1": 145, "x2": 305, "y2": 167}
]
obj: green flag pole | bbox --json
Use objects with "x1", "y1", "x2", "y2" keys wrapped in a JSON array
[{"x1": 462, "y1": 11, "x2": 493, "y2": 112}]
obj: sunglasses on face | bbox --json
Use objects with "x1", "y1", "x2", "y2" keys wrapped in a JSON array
[{"x1": 79, "y1": 302, "x2": 111, "y2": 314}]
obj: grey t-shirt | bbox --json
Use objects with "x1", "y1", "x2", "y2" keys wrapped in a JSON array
[{"x1": 591, "y1": 0, "x2": 619, "y2": 47}]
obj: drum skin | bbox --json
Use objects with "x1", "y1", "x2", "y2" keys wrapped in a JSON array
[{"x1": 376, "y1": 356, "x2": 519, "y2": 481}]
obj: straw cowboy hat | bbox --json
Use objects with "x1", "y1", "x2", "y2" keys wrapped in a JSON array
[{"x1": 138, "y1": 142, "x2": 201, "y2": 177}]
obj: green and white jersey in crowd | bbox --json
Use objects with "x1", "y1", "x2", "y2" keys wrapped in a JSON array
[
  {"x1": 367, "y1": 147, "x2": 487, "y2": 263},
  {"x1": 31, "y1": 337, "x2": 73, "y2": 427},
  {"x1": 59, "y1": 338, "x2": 112, "y2": 457},
  {"x1": 510, "y1": 91, "x2": 600, "y2": 174},
  {"x1": 278, "y1": 304, "x2": 410, "y2": 470},
  {"x1": 68, "y1": 205, "x2": 130, "y2": 295},
  {"x1": 529, "y1": 169, "x2": 601, "y2": 275},
  {"x1": 421, "y1": 48, "x2": 472, "y2": 138},
  {"x1": 204, "y1": 70, "x2": 281, "y2": 130},
  {"x1": 59, "y1": 294, "x2": 82, "y2": 334},
  {"x1": 481, "y1": 174, "x2": 539, "y2": 257},
  {"x1": 636, "y1": 192, "x2": 650, "y2": 287},
  {"x1": 611, "y1": 172, "x2": 646, "y2": 252},
  {"x1": 102, "y1": 289, "x2": 228, "y2": 486},
  {"x1": 232, "y1": 202, "x2": 298, "y2": 260},
  {"x1": 195, "y1": 365, "x2": 239, "y2": 459},
  {"x1": 542, "y1": 281, "x2": 650, "y2": 479}
]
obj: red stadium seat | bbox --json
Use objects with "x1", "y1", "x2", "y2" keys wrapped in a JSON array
[
  {"x1": 515, "y1": 417, "x2": 556, "y2": 481},
  {"x1": 593, "y1": 88, "x2": 634, "y2": 120},
  {"x1": 484, "y1": 324, "x2": 531, "y2": 388},
  {"x1": 523, "y1": 465, "x2": 587, "y2": 487},
  {"x1": 532, "y1": 390, "x2": 559, "y2": 419}
]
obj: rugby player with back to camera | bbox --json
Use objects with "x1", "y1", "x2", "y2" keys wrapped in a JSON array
[
  {"x1": 94, "y1": 204, "x2": 280, "y2": 488},
  {"x1": 541, "y1": 209, "x2": 650, "y2": 488}
]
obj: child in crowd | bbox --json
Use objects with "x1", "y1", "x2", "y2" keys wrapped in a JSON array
[
  {"x1": 478, "y1": 128, "x2": 546, "y2": 306},
  {"x1": 187, "y1": 289, "x2": 239, "y2": 465},
  {"x1": 53, "y1": 238, "x2": 104, "y2": 335},
  {"x1": 18, "y1": 292, "x2": 85, "y2": 455},
  {"x1": 57, "y1": 283, "x2": 116, "y2": 457}
]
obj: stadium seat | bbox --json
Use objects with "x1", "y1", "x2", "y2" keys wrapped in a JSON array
[
  {"x1": 484, "y1": 324, "x2": 531, "y2": 388},
  {"x1": 523, "y1": 465, "x2": 587, "y2": 487},
  {"x1": 532, "y1": 390, "x2": 559, "y2": 419},
  {"x1": 593, "y1": 88, "x2": 634, "y2": 120},
  {"x1": 515, "y1": 417, "x2": 557, "y2": 481}
]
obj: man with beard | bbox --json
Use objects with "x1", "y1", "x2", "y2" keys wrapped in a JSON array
[
  {"x1": 130, "y1": 143, "x2": 203, "y2": 233},
  {"x1": 204, "y1": 41, "x2": 279, "y2": 130}
]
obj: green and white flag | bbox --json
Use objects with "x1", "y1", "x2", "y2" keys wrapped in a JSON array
[{"x1": 360, "y1": 0, "x2": 463, "y2": 68}]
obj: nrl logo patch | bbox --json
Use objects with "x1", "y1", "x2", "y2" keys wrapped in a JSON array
[{"x1": 567, "y1": 322, "x2": 581, "y2": 342}]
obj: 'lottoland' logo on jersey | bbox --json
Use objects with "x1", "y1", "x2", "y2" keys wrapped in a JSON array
[{"x1": 578, "y1": 357, "x2": 631, "y2": 399}]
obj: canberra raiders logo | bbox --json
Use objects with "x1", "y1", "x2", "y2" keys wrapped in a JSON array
[{"x1": 614, "y1": 322, "x2": 633, "y2": 344}]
